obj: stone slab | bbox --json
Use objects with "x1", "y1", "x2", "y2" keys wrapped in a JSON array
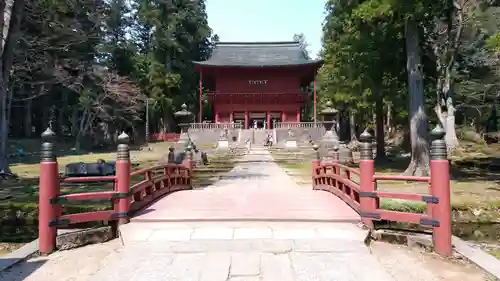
[{"x1": 285, "y1": 140, "x2": 297, "y2": 148}]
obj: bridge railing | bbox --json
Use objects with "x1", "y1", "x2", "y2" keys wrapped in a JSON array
[
  {"x1": 311, "y1": 126, "x2": 451, "y2": 257},
  {"x1": 128, "y1": 162, "x2": 192, "y2": 213},
  {"x1": 38, "y1": 129, "x2": 193, "y2": 255}
]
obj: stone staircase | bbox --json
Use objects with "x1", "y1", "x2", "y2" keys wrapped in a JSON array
[{"x1": 253, "y1": 129, "x2": 271, "y2": 147}]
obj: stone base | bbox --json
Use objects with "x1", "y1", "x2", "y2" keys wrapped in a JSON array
[
  {"x1": 217, "y1": 140, "x2": 229, "y2": 149},
  {"x1": 338, "y1": 144, "x2": 353, "y2": 164},
  {"x1": 56, "y1": 226, "x2": 114, "y2": 251},
  {"x1": 285, "y1": 140, "x2": 297, "y2": 148}
]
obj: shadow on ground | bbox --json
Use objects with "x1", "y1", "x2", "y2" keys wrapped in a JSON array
[{"x1": 0, "y1": 259, "x2": 47, "y2": 281}]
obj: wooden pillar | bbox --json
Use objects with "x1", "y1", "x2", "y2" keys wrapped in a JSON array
[
  {"x1": 296, "y1": 107, "x2": 300, "y2": 122},
  {"x1": 313, "y1": 78, "x2": 317, "y2": 123},
  {"x1": 199, "y1": 70, "x2": 203, "y2": 123},
  {"x1": 430, "y1": 126, "x2": 452, "y2": 257},
  {"x1": 244, "y1": 110, "x2": 249, "y2": 129},
  {"x1": 39, "y1": 128, "x2": 59, "y2": 255},
  {"x1": 266, "y1": 111, "x2": 271, "y2": 129}
]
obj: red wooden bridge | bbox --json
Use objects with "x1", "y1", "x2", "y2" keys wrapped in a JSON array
[{"x1": 37, "y1": 126, "x2": 452, "y2": 258}]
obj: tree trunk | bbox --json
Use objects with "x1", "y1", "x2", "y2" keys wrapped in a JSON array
[
  {"x1": 403, "y1": 17, "x2": 430, "y2": 176},
  {"x1": 433, "y1": 0, "x2": 464, "y2": 152},
  {"x1": 375, "y1": 89, "x2": 385, "y2": 158},
  {"x1": 349, "y1": 110, "x2": 357, "y2": 143},
  {"x1": 71, "y1": 106, "x2": 78, "y2": 136},
  {"x1": 24, "y1": 99, "x2": 32, "y2": 137},
  {"x1": 386, "y1": 102, "x2": 392, "y2": 137},
  {"x1": 0, "y1": 0, "x2": 24, "y2": 173}
]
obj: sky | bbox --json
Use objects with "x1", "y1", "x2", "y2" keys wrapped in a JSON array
[{"x1": 205, "y1": 0, "x2": 326, "y2": 59}]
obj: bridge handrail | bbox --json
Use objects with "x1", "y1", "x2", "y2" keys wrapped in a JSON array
[
  {"x1": 311, "y1": 126, "x2": 452, "y2": 257},
  {"x1": 128, "y1": 162, "x2": 192, "y2": 213},
  {"x1": 37, "y1": 129, "x2": 194, "y2": 255}
]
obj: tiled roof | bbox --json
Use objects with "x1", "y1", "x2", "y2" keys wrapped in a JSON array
[{"x1": 193, "y1": 41, "x2": 322, "y2": 67}]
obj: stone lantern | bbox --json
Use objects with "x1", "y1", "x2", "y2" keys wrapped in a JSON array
[
  {"x1": 319, "y1": 101, "x2": 340, "y2": 144},
  {"x1": 174, "y1": 103, "x2": 194, "y2": 148},
  {"x1": 318, "y1": 101, "x2": 352, "y2": 163}
]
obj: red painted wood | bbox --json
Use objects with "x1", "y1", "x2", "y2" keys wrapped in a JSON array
[
  {"x1": 58, "y1": 191, "x2": 117, "y2": 201},
  {"x1": 59, "y1": 210, "x2": 116, "y2": 224},
  {"x1": 430, "y1": 159, "x2": 452, "y2": 257},
  {"x1": 371, "y1": 191, "x2": 429, "y2": 201},
  {"x1": 314, "y1": 184, "x2": 361, "y2": 212},
  {"x1": 359, "y1": 159, "x2": 376, "y2": 228},
  {"x1": 62, "y1": 176, "x2": 116, "y2": 183},
  {"x1": 130, "y1": 164, "x2": 188, "y2": 177},
  {"x1": 376, "y1": 210, "x2": 427, "y2": 224},
  {"x1": 312, "y1": 174, "x2": 360, "y2": 193},
  {"x1": 38, "y1": 161, "x2": 60, "y2": 255},
  {"x1": 319, "y1": 163, "x2": 360, "y2": 176},
  {"x1": 198, "y1": 67, "x2": 316, "y2": 121},
  {"x1": 215, "y1": 68, "x2": 302, "y2": 93},
  {"x1": 373, "y1": 174, "x2": 430, "y2": 182},
  {"x1": 116, "y1": 160, "x2": 131, "y2": 225},
  {"x1": 311, "y1": 156, "x2": 452, "y2": 257}
]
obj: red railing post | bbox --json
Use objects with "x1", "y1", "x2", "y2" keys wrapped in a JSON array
[
  {"x1": 430, "y1": 125, "x2": 452, "y2": 256},
  {"x1": 359, "y1": 129, "x2": 375, "y2": 228},
  {"x1": 38, "y1": 128, "x2": 60, "y2": 255},
  {"x1": 311, "y1": 144, "x2": 320, "y2": 189},
  {"x1": 115, "y1": 132, "x2": 131, "y2": 225}
]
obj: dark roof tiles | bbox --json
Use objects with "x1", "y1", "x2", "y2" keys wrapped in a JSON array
[{"x1": 193, "y1": 41, "x2": 322, "y2": 67}]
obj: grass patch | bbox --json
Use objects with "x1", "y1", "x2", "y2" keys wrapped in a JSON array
[
  {"x1": 486, "y1": 248, "x2": 500, "y2": 259},
  {"x1": 280, "y1": 162, "x2": 311, "y2": 170},
  {"x1": 192, "y1": 149, "x2": 246, "y2": 188}
]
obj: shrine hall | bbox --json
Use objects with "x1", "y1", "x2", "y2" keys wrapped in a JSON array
[{"x1": 193, "y1": 41, "x2": 323, "y2": 129}]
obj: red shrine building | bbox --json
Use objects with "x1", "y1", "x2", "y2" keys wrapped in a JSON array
[{"x1": 193, "y1": 41, "x2": 323, "y2": 129}]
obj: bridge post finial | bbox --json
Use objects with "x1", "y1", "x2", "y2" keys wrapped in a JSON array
[
  {"x1": 312, "y1": 143, "x2": 320, "y2": 161},
  {"x1": 430, "y1": 125, "x2": 447, "y2": 160},
  {"x1": 429, "y1": 125, "x2": 452, "y2": 257},
  {"x1": 115, "y1": 131, "x2": 131, "y2": 226},
  {"x1": 359, "y1": 129, "x2": 373, "y2": 160},
  {"x1": 38, "y1": 127, "x2": 60, "y2": 256},
  {"x1": 332, "y1": 145, "x2": 340, "y2": 162},
  {"x1": 168, "y1": 146, "x2": 175, "y2": 163}
]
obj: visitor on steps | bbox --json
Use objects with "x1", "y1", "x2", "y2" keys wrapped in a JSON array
[{"x1": 245, "y1": 138, "x2": 251, "y2": 152}]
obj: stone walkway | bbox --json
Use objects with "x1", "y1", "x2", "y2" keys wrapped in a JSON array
[
  {"x1": 132, "y1": 147, "x2": 360, "y2": 222},
  {"x1": 0, "y1": 148, "x2": 488, "y2": 281}
]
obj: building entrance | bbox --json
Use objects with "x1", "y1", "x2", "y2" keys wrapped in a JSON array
[{"x1": 250, "y1": 119, "x2": 266, "y2": 129}]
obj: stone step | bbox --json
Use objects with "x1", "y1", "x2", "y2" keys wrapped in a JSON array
[{"x1": 119, "y1": 221, "x2": 368, "y2": 246}]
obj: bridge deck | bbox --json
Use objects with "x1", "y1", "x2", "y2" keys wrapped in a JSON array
[{"x1": 131, "y1": 147, "x2": 360, "y2": 222}]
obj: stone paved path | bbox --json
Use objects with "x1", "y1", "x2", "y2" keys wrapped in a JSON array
[
  {"x1": 0, "y1": 148, "x2": 487, "y2": 281},
  {"x1": 132, "y1": 147, "x2": 360, "y2": 222}
]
